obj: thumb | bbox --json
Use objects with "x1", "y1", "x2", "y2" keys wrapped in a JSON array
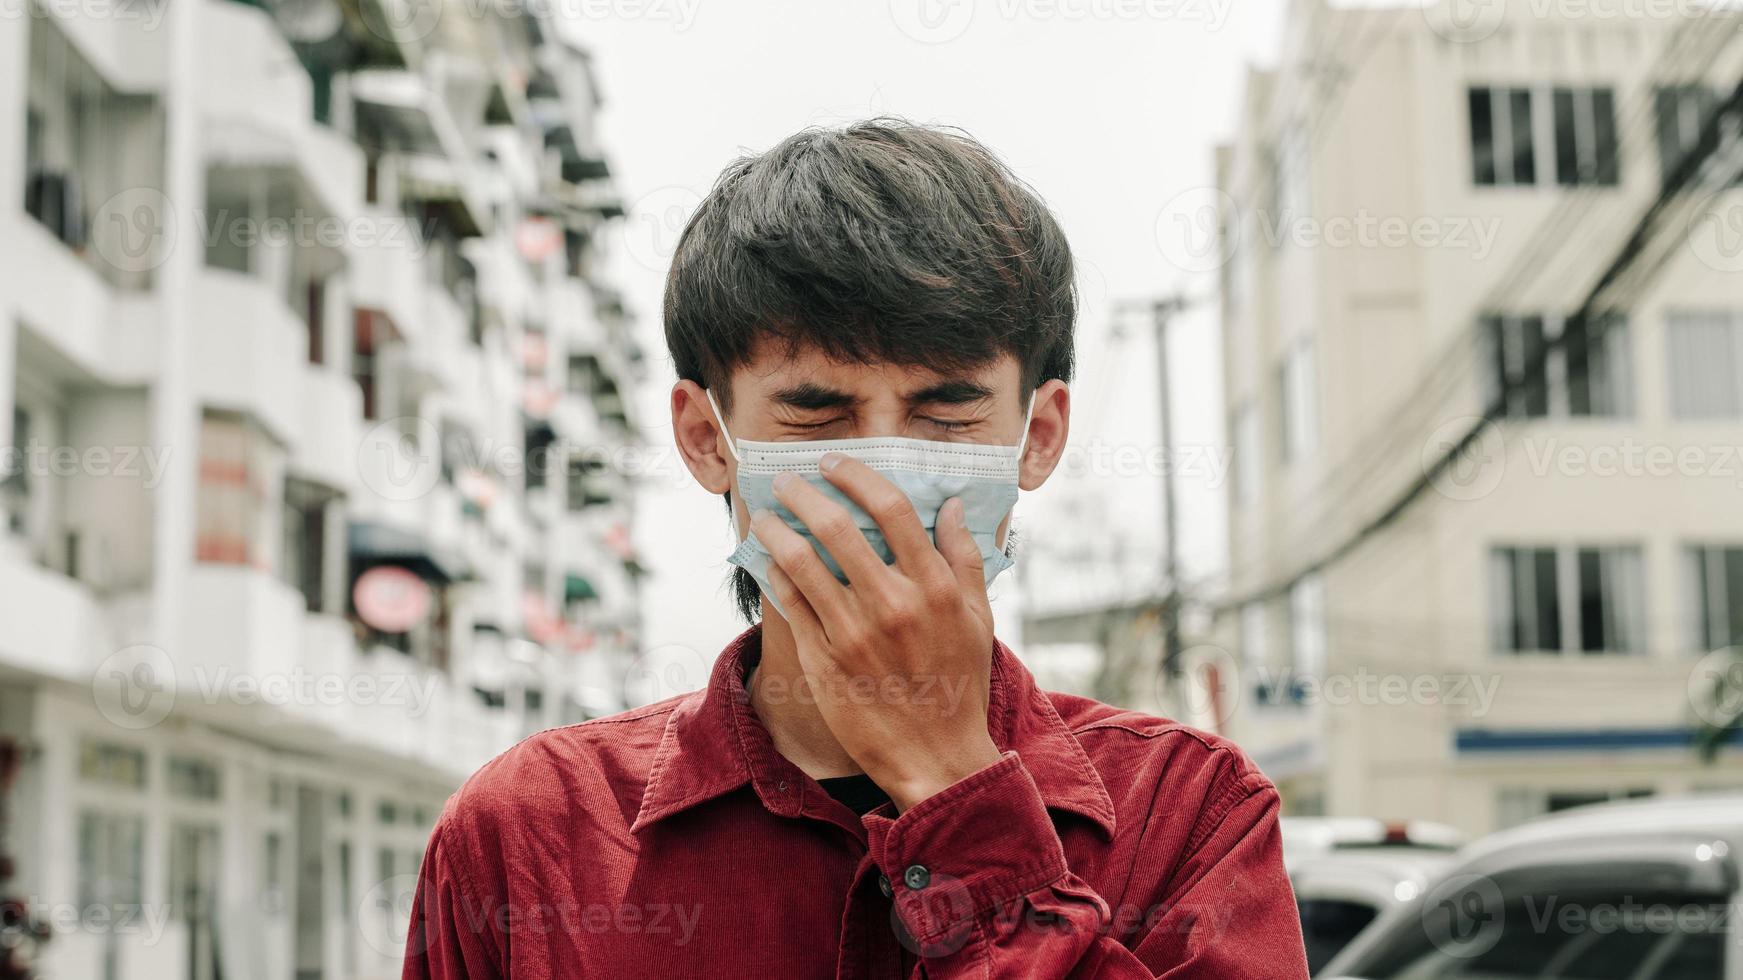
[{"x1": 936, "y1": 497, "x2": 988, "y2": 600}]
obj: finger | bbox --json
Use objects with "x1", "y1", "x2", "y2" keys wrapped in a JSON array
[
  {"x1": 936, "y1": 497, "x2": 990, "y2": 606},
  {"x1": 766, "y1": 564, "x2": 827, "y2": 645},
  {"x1": 770, "y1": 471, "x2": 893, "y2": 588},
  {"x1": 752, "y1": 509, "x2": 853, "y2": 624},
  {"x1": 818, "y1": 453, "x2": 947, "y2": 576}
]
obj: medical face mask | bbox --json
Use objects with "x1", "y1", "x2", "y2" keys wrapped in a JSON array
[{"x1": 708, "y1": 390, "x2": 1034, "y2": 620}]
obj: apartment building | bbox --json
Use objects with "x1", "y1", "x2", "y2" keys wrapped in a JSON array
[
  {"x1": 0, "y1": 0, "x2": 642, "y2": 976},
  {"x1": 1206, "y1": 0, "x2": 1743, "y2": 835}
]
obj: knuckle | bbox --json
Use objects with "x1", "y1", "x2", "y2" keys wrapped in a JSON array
[
  {"x1": 816, "y1": 511, "x2": 857, "y2": 543},
  {"x1": 875, "y1": 492, "x2": 918, "y2": 524},
  {"x1": 920, "y1": 579, "x2": 961, "y2": 610},
  {"x1": 880, "y1": 599, "x2": 921, "y2": 633}
]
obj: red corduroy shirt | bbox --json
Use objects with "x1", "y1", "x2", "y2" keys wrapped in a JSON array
[{"x1": 403, "y1": 626, "x2": 1309, "y2": 978}]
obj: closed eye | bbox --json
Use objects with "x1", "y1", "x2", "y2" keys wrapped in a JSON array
[{"x1": 921, "y1": 417, "x2": 976, "y2": 431}]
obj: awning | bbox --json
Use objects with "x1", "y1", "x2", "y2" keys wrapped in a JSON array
[
  {"x1": 349, "y1": 520, "x2": 471, "y2": 583},
  {"x1": 564, "y1": 573, "x2": 598, "y2": 604}
]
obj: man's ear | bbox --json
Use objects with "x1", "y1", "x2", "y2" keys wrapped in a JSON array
[
  {"x1": 1019, "y1": 379, "x2": 1070, "y2": 491},
  {"x1": 672, "y1": 380, "x2": 733, "y2": 494}
]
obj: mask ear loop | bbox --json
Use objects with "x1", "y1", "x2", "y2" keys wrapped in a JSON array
[
  {"x1": 1015, "y1": 390, "x2": 1038, "y2": 463},
  {"x1": 704, "y1": 389, "x2": 743, "y2": 463}
]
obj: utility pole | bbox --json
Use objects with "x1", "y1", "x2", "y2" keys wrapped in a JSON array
[{"x1": 1111, "y1": 295, "x2": 1194, "y2": 703}]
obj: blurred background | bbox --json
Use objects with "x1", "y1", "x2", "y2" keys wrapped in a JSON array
[{"x1": 0, "y1": 0, "x2": 1740, "y2": 976}]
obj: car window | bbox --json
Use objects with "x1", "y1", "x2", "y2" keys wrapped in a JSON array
[
  {"x1": 1345, "y1": 885, "x2": 1728, "y2": 979},
  {"x1": 1300, "y1": 898, "x2": 1380, "y2": 974}
]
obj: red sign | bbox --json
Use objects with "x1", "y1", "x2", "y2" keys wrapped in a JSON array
[
  {"x1": 353, "y1": 566, "x2": 431, "y2": 634},
  {"x1": 521, "y1": 591, "x2": 561, "y2": 645},
  {"x1": 515, "y1": 217, "x2": 563, "y2": 262}
]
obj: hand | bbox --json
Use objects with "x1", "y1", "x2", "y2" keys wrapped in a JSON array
[{"x1": 754, "y1": 452, "x2": 1004, "y2": 811}]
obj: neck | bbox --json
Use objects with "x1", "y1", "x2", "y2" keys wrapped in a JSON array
[{"x1": 749, "y1": 610, "x2": 865, "y2": 779}]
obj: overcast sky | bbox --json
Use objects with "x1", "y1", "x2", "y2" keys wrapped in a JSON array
[{"x1": 563, "y1": 0, "x2": 1289, "y2": 669}]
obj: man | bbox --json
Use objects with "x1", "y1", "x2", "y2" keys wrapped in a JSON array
[{"x1": 404, "y1": 119, "x2": 1308, "y2": 978}]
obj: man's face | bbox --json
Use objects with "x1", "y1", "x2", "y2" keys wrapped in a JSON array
[{"x1": 672, "y1": 338, "x2": 1070, "y2": 552}]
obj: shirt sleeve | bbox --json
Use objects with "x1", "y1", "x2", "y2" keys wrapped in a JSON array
[
  {"x1": 861, "y1": 751, "x2": 1309, "y2": 979},
  {"x1": 401, "y1": 819, "x2": 506, "y2": 980}
]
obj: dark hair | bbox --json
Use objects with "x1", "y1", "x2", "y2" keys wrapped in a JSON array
[{"x1": 663, "y1": 117, "x2": 1077, "y2": 621}]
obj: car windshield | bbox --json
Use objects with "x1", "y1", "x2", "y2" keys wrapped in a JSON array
[
  {"x1": 1340, "y1": 884, "x2": 1729, "y2": 979},
  {"x1": 1301, "y1": 897, "x2": 1380, "y2": 974}
]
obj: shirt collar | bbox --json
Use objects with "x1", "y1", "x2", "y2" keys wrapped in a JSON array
[{"x1": 631, "y1": 625, "x2": 1117, "y2": 837}]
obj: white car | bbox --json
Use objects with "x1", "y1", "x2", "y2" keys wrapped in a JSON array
[
  {"x1": 1321, "y1": 794, "x2": 1743, "y2": 979},
  {"x1": 1283, "y1": 818, "x2": 1464, "y2": 974}
]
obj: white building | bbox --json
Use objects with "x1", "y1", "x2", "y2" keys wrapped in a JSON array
[
  {"x1": 1206, "y1": 0, "x2": 1743, "y2": 835},
  {"x1": 0, "y1": 0, "x2": 643, "y2": 976}
]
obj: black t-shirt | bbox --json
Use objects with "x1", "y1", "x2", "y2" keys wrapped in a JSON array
[
  {"x1": 745, "y1": 663, "x2": 892, "y2": 815},
  {"x1": 818, "y1": 774, "x2": 891, "y2": 815}
]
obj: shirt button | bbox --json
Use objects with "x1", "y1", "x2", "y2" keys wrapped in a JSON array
[
  {"x1": 903, "y1": 865, "x2": 930, "y2": 890},
  {"x1": 877, "y1": 874, "x2": 893, "y2": 897}
]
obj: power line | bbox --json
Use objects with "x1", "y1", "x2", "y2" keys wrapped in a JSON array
[
  {"x1": 1210, "y1": 13, "x2": 1743, "y2": 602},
  {"x1": 1217, "y1": 57, "x2": 1743, "y2": 613}
]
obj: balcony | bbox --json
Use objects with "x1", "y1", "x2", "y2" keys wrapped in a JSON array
[
  {"x1": 196, "y1": 0, "x2": 364, "y2": 225},
  {"x1": 0, "y1": 558, "x2": 115, "y2": 684},
  {"x1": 191, "y1": 268, "x2": 305, "y2": 442},
  {"x1": 294, "y1": 366, "x2": 363, "y2": 492},
  {"x1": 8, "y1": 219, "x2": 161, "y2": 384}
]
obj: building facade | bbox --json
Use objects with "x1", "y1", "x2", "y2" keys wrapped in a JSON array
[
  {"x1": 1207, "y1": 0, "x2": 1743, "y2": 835},
  {"x1": 0, "y1": 0, "x2": 643, "y2": 976}
]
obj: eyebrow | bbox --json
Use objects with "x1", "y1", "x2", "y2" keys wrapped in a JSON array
[
  {"x1": 770, "y1": 382, "x2": 857, "y2": 410},
  {"x1": 907, "y1": 380, "x2": 995, "y2": 405},
  {"x1": 767, "y1": 378, "x2": 995, "y2": 411}
]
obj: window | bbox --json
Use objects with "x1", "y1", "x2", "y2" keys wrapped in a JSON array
[
  {"x1": 79, "y1": 740, "x2": 147, "y2": 789},
  {"x1": 1277, "y1": 340, "x2": 1319, "y2": 463},
  {"x1": 281, "y1": 478, "x2": 334, "y2": 613},
  {"x1": 1288, "y1": 575, "x2": 1327, "y2": 679},
  {"x1": 1492, "y1": 546, "x2": 1561, "y2": 652},
  {"x1": 1239, "y1": 601, "x2": 1271, "y2": 678},
  {"x1": 1551, "y1": 87, "x2": 1620, "y2": 186},
  {"x1": 261, "y1": 832, "x2": 284, "y2": 912},
  {"x1": 168, "y1": 756, "x2": 222, "y2": 800},
  {"x1": 566, "y1": 457, "x2": 613, "y2": 511},
  {"x1": 1469, "y1": 87, "x2": 1536, "y2": 186},
  {"x1": 1655, "y1": 85, "x2": 1743, "y2": 189},
  {"x1": 1575, "y1": 546, "x2": 1644, "y2": 653},
  {"x1": 524, "y1": 424, "x2": 556, "y2": 490},
  {"x1": 77, "y1": 810, "x2": 144, "y2": 917},
  {"x1": 1231, "y1": 404, "x2": 1261, "y2": 508},
  {"x1": 1686, "y1": 545, "x2": 1743, "y2": 653},
  {"x1": 1358, "y1": 881, "x2": 1722, "y2": 979},
  {"x1": 1298, "y1": 898, "x2": 1378, "y2": 975},
  {"x1": 3, "y1": 405, "x2": 28, "y2": 534},
  {"x1": 1491, "y1": 545, "x2": 1644, "y2": 655},
  {"x1": 1666, "y1": 311, "x2": 1743, "y2": 419},
  {"x1": 195, "y1": 410, "x2": 275, "y2": 566},
  {"x1": 1481, "y1": 312, "x2": 1631, "y2": 419},
  {"x1": 1496, "y1": 785, "x2": 1653, "y2": 828}
]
